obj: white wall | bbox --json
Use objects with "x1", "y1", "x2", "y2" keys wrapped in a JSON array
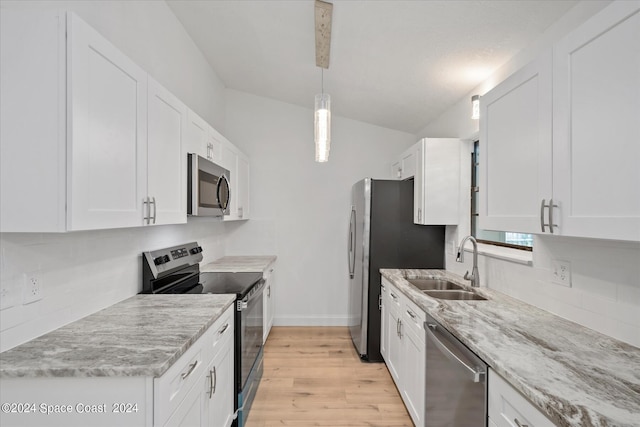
[
  {"x1": 423, "y1": 0, "x2": 640, "y2": 347},
  {"x1": 224, "y1": 89, "x2": 415, "y2": 326},
  {"x1": 0, "y1": 0, "x2": 230, "y2": 351}
]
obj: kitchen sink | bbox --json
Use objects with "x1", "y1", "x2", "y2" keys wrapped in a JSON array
[
  {"x1": 406, "y1": 278, "x2": 463, "y2": 291},
  {"x1": 423, "y1": 290, "x2": 488, "y2": 301}
]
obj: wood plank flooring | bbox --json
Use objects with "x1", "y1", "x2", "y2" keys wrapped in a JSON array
[{"x1": 245, "y1": 327, "x2": 413, "y2": 427}]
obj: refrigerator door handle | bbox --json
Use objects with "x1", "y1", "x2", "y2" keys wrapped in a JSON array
[{"x1": 348, "y1": 207, "x2": 356, "y2": 278}]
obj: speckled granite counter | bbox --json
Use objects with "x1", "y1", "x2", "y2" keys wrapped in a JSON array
[
  {"x1": 0, "y1": 294, "x2": 235, "y2": 378},
  {"x1": 380, "y1": 269, "x2": 640, "y2": 427},
  {"x1": 201, "y1": 255, "x2": 276, "y2": 273}
]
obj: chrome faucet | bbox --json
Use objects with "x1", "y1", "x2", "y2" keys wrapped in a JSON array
[{"x1": 456, "y1": 235, "x2": 480, "y2": 287}]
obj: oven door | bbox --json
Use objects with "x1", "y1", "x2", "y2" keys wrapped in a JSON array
[
  {"x1": 237, "y1": 280, "x2": 264, "y2": 391},
  {"x1": 187, "y1": 153, "x2": 230, "y2": 217}
]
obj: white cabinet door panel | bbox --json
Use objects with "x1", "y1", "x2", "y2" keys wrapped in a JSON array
[
  {"x1": 479, "y1": 52, "x2": 552, "y2": 234},
  {"x1": 553, "y1": 1, "x2": 640, "y2": 241},
  {"x1": 68, "y1": 13, "x2": 147, "y2": 230},
  {"x1": 148, "y1": 77, "x2": 187, "y2": 225}
]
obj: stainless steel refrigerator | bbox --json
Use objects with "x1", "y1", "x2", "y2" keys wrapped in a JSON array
[{"x1": 347, "y1": 178, "x2": 445, "y2": 362}]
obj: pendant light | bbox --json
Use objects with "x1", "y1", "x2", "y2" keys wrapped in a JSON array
[
  {"x1": 315, "y1": 69, "x2": 331, "y2": 162},
  {"x1": 314, "y1": 0, "x2": 333, "y2": 163}
]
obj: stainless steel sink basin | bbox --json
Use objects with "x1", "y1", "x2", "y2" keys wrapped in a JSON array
[
  {"x1": 407, "y1": 278, "x2": 463, "y2": 291},
  {"x1": 423, "y1": 290, "x2": 488, "y2": 301}
]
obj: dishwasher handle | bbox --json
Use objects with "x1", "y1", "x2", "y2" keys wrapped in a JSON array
[{"x1": 425, "y1": 320, "x2": 486, "y2": 383}]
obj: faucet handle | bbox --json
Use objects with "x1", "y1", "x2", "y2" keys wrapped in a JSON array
[{"x1": 463, "y1": 271, "x2": 471, "y2": 280}]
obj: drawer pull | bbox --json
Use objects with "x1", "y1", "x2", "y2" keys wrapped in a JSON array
[
  {"x1": 514, "y1": 418, "x2": 528, "y2": 427},
  {"x1": 390, "y1": 292, "x2": 398, "y2": 301},
  {"x1": 181, "y1": 360, "x2": 199, "y2": 380},
  {"x1": 406, "y1": 309, "x2": 416, "y2": 319},
  {"x1": 218, "y1": 323, "x2": 229, "y2": 335}
]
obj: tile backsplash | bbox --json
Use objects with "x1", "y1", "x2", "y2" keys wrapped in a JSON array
[
  {"x1": 446, "y1": 234, "x2": 640, "y2": 347},
  {"x1": 0, "y1": 220, "x2": 227, "y2": 352}
]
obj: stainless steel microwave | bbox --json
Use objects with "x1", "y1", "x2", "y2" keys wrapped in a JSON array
[{"x1": 187, "y1": 153, "x2": 231, "y2": 217}]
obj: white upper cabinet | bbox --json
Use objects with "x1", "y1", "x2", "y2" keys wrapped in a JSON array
[
  {"x1": 479, "y1": 0, "x2": 640, "y2": 241},
  {"x1": 391, "y1": 139, "x2": 461, "y2": 225},
  {"x1": 67, "y1": 12, "x2": 149, "y2": 230},
  {"x1": 552, "y1": 1, "x2": 640, "y2": 241},
  {"x1": 185, "y1": 109, "x2": 222, "y2": 163},
  {"x1": 478, "y1": 52, "x2": 553, "y2": 235},
  {"x1": 147, "y1": 77, "x2": 187, "y2": 225},
  {"x1": 414, "y1": 138, "x2": 461, "y2": 225},
  {"x1": 391, "y1": 147, "x2": 417, "y2": 180}
]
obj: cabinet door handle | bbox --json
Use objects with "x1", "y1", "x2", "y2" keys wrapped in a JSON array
[
  {"x1": 540, "y1": 199, "x2": 559, "y2": 233},
  {"x1": 396, "y1": 318, "x2": 400, "y2": 337},
  {"x1": 398, "y1": 319, "x2": 403, "y2": 339},
  {"x1": 143, "y1": 197, "x2": 150, "y2": 225},
  {"x1": 207, "y1": 367, "x2": 217, "y2": 398},
  {"x1": 548, "y1": 198, "x2": 558, "y2": 234},
  {"x1": 418, "y1": 208, "x2": 422, "y2": 222},
  {"x1": 267, "y1": 285, "x2": 271, "y2": 298},
  {"x1": 181, "y1": 360, "x2": 198, "y2": 380},
  {"x1": 218, "y1": 323, "x2": 229, "y2": 335},
  {"x1": 514, "y1": 418, "x2": 528, "y2": 427},
  {"x1": 151, "y1": 197, "x2": 156, "y2": 224}
]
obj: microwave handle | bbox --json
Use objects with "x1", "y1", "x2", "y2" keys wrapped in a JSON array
[{"x1": 217, "y1": 174, "x2": 230, "y2": 211}]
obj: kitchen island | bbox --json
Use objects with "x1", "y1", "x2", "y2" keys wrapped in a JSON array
[{"x1": 380, "y1": 269, "x2": 640, "y2": 427}]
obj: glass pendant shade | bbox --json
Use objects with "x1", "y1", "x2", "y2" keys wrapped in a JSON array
[{"x1": 314, "y1": 93, "x2": 331, "y2": 162}]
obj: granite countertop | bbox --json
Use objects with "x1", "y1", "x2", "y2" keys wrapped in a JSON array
[
  {"x1": 201, "y1": 255, "x2": 277, "y2": 273},
  {"x1": 0, "y1": 294, "x2": 235, "y2": 378},
  {"x1": 380, "y1": 269, "x2": 640, "y2": 427}
]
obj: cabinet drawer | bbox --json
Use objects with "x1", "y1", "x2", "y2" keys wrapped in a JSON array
[
  {"x1": 402, "y1": 297, "x2": 426, "y2": 337},
  {"x1": 386, "y1": 282, "x2": 402, "y2": 310},
  {"x1": 488, "y1": 369, "x2": 555, "y2": 427},
  {"x1": 155, "y1": 324, "x2": 215, "y2": 427},
  {"x1": 208, "y1": 305, "x2": 234, "y2": 360}
]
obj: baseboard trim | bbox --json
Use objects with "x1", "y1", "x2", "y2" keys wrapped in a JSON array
[{"x1": 274, "y1": 315, "x2": 349, "y2": 327}]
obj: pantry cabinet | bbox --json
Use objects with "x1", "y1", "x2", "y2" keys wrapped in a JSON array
[
  {"x1": 380, "y1": 278, "x2": 426, "y2": 427},
  {"x1": 479, "y1": 0, "x2": 640, "y2": 241}
]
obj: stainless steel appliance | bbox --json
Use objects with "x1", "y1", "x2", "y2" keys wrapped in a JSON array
[
  {"x1": 142, "y1": 242, "x2": 264, "y2": 427},
  {"x1": 187, "y1": 153, "x2": 231, "y2": 217},
  {"x1": 348, "y1": 178, "x2": 444, "y2": 361},
  {"x1": 424, "y1": 313, "x2": 487, "y2": 426}
]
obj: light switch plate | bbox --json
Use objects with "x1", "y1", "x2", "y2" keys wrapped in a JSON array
[{"x1": 552, "y1": 259, "x2": 572, "y2": 287}]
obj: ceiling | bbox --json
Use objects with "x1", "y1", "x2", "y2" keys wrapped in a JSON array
[{"x1": 167, "y1": 0, "x2": 578, "y2": 134}]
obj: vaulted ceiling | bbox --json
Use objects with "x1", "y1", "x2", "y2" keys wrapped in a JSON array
[{"x1": 167, "y1": 0, "x2": 578, "y2": 133}]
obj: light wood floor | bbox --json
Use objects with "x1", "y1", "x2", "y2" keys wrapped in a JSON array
[{"x1": 244, "y1": 327, "x2": 413, "y2": 427}]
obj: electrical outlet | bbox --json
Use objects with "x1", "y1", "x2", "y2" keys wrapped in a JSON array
[
  {"x1": 23, "y1": 272, "x2": 43, "y2": 304},
  {"x1": 1, "y1": 281, "x2": 17, "y2": 310},
  {"x1": 551, "y1": 259, "x2": 572, "y2": 287}
]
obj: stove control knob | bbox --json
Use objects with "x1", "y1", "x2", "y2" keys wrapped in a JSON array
[
  {"x1": 190, "y1": 246, "x2": 203, "y2": 255},
  {"x1": 154, "y1": 255, "x2": 170, "y2": 266}
]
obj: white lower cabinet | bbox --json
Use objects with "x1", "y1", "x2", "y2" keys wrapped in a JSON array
[
  {"x1": 263, "y1": 265, "x2": 276, "y2": 343},
  {"x1": 381, "y1": 278, "x2": 426, "y2": 427},
  {"x1": 488, "y1": 369, "x2": 555, "y2": 427},
  {"x1": 0, "y1": 305, "x2": 235, "y2": 427}
]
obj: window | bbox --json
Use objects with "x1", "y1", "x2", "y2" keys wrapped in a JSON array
[{"x1": 471, "y1": 140, "x2": 533, "y2": 250}]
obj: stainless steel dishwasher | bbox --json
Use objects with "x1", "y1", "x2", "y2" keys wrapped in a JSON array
[{"x1": 424, "y1": 313, "x2": 487, "y2": 427}]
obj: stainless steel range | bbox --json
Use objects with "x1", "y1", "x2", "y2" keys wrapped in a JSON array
[{"x1": 141, "y1": 242, "x2": 264, "y2": 427}]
